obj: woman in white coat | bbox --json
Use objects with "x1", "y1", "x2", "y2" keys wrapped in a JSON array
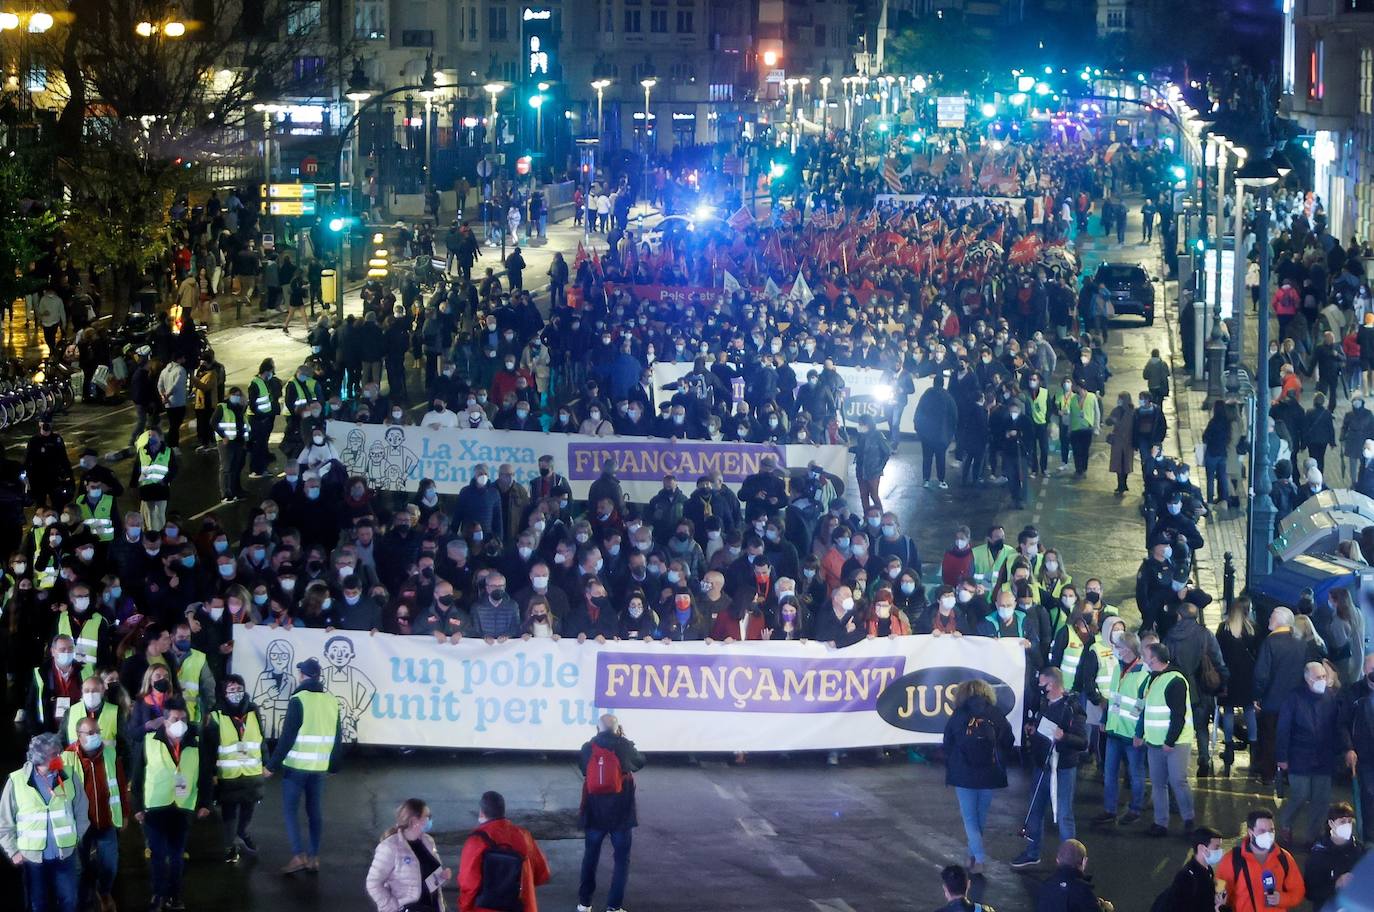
[{"x1": 366, "y1": 798, "x2": 451, "y2": 912}]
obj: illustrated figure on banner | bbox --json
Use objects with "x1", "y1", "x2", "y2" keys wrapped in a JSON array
[
  {"x1": 250, "y1": 638, "x2": 296, "y2": 738},
  {"x1": 339, "y1": 424, "x2": 418, "y2": 489},
  {"x1": 321, "y1": 635, "x2": 377, "y2": 742}
]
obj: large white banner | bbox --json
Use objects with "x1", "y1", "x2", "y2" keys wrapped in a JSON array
[
  {"x1": 328, "y1": 421, "x2": 848, "y2": 499},
  {"x1": 650, "y1": 363, "x2": 932, "y2": 435},
  {"x1": 234, "y1": 627, "x2": 1025, "y2": 752}
]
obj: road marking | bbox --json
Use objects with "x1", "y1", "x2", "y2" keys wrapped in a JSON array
[
  {"x1": 712, "y1": 782, "x2": 747, "y2": 801},
  {"x1": 736, "y1": 815, "x2": 777, "y2": 837},
  {"x1": 770, "y1": 854, "x2": 816, "y2": 878},
  {"x1": 810, "y1": 899, "x2": 858, "y2": 912}
]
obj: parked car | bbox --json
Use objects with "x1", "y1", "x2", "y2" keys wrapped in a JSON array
[{"x1": 1094, "y1": 262, "x2": 1156, "y2": 325}]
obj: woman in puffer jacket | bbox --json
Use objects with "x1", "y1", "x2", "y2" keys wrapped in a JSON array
[{"x1": 366, "y1": 798, "x2": 451, "y2": 912}]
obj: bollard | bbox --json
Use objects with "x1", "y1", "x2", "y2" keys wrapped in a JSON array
[{"x1": 1223, "y1": 551, "x2": 1235, "y2": 610}]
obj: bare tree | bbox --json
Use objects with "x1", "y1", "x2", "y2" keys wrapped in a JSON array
[{"x1": 49, "y1": 0, "x2": 330, "y2": 312}]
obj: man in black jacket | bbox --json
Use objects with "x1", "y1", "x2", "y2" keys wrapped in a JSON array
[
  {"x1": 1035, "y1": 840, "x2": 1112, "y2": 912},
  {"x1": 1012, "y1": 667, "x2": 1088, "y2": 869},
  {"x1": 1344, "y1": 652, "x2": 1374, "y2": 839},
  {"x1": 1303, "y1": 802, "x2": 1364, "y2": 908},
  {"x1": 578, "y1": 714, "x2": 645, "y2": 912},
  {"x1": 1166, "y1": 826, "x2": 1223, "y2": 912},
  {"x1": 933, "y1": 864, "x2": 992, "y2": 912},
  {"x1": 811, "y1": 586, "x2": 865, "y2": 648}
]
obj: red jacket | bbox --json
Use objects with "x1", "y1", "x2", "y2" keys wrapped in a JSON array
[
  {"x1": 710, "y1": 609, "x2": 767, "y2": 641},
  {"x1": 458, "y1": 818, "x2": 550, "y2": 912},
  {"x1": 1215, "y1": 841, "x2": 1304, "y2": 912}
]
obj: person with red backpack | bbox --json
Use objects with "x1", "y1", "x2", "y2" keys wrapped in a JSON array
[
  {"x1": 577, "y1": 714, "x2": 646, "y2": 912},
  {"x1": 457, "y1": 790, "x2": 549, "y2": 912}
]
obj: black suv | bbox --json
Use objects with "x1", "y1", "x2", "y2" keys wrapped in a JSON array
[{"x1": 1094, "y1": 262, "x2": 1156, "y2": 325}]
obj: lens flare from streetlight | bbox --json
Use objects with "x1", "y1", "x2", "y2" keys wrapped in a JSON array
[
  {"x1": 27, "y1": 11, "x2": 53, "y2": 32},
  {"x1": 0, "y1": 12, "x2": 19, "y2": 30},
  {"x1": 163, "y1": 20, "x2": 186, "y2": 37},
  {"x1": 135, "y1": 20, "x2": 155, "y2": 36}
]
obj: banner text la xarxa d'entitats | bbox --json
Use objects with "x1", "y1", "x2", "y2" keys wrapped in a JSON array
[{"x1": 234, "y1": 627, "x2": 1024, "y2": 753}]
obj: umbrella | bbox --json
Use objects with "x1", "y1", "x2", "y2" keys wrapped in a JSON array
[
  {"x1": 1040, "y1": 245, "x2": 1078, "y2": 271},
  {"x1": 967, "y1": 239, "x2": 1003, "y2": 262}
]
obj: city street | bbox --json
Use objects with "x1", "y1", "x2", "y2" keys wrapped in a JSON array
[{"x1": 0, "y1": 208, "x2": 1311, "y2": 912}]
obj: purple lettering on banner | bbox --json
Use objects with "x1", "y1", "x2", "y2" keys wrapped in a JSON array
[
  {"x1": 594, "y1": 651, "x2": 906, "y2": 714},
  {"x1": 566, "y1": 441, "x2": 786, "y2": 483}
]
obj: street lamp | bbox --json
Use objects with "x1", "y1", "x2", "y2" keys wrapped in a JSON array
[
  {"x1": 135, "y1": 18, "x2": 183, "y2": 37},
  {"x1": 591, "y1": 77, "x2": 611, "y2": 140},
  {"x1": 483, "y1": 81, "x2": 505, "y2": 158},
  {"x1": 819, "y1": 75, "x2": 831, "y2": 132},
  {"x1": 421, "y1": 78, "x2": 437, "y2": 213},
  {"x1": 640, "y1": 75, "x2": 656, "y2": 213},
  {"x1": 1236, "y1": 155, "x2": 1282, "y2": 584},
  {"x1": 529, "y1": 91, "x2": 545, "y2": 151}
]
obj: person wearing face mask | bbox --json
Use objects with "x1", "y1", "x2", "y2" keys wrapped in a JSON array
[
  {"x1": 1303, "y1": 802, "x2": 1364, "y2": 908},
  {"x1": 65, "y1": 675, "x2": 120, "y2": 747},
  {"x1": 471, "y1": 573, "x2": 522, "y2": 642},
  {"x1": 64, "y1": 714, "x2": 129, "y2": 912},
  {"x1": 520, "y1": 593, "x2": 563, "y2": 640},
  {"x1": 1253, "y1": 607, "x2": 1308, "y2": 786},
  {"x1": 27, "y1": 634, "x2": 83, "y2": 738},
  {"x1": 211, "y1": 385, "x2": 248, "y2": 504},
  {"x1": 130, "y1": 699, "x2": 212, "y2": 911},
  {"x1": 55, "y1": 583, "x2": 110, "y2": 678},
  {"x1": 1161, "y1": 825, "x2": 1227, "y2": 912},
  {"x1": 168, "y1": 620, "x2": 216, "y2": 725},
  {"x1": 970, "y1": 524, "x2": 1012, "y2": 586},
  {"x1": 76, "y1": 478, "x2": 118, "y2": 555},
  {"x1": 913, "y1": 586, "x2": 965, "y2": 636},
  {"x1": 1092, "y1": 631, "x2": 1149, "y2": 827},
  {"x1": 1137, "y1": 642, "x2": 1197, "y2": 838},
  {"x1": 129, "y1": 428, "x2": 179, "y2": 535},
  {"x1": 1010, "y1": 667, "x2": 1087, "y2": 870},
  {"x1": 1273, "y1": 662, "x2": 1347, "y2": 846},
  {"x1": 1215, "y1": 808, "x2": 1305, "y2": 912},
  {"x1": 203, "y1": 675, "x2": 267, "y2": 864},
  {"x1": 940, "y1": 526, "x2": 974, "y2": 587},
  {"x1": 280, "y1": 362, "x2": 322, "y2": 461},
  {"x1": 368, "y1": 798, "x2": 457, "y2": 912},
  {"x1": 1135, "y1": 535, "x2": 1179, "y2": 635},
  {"x1": 453, "y1": 462, "x2": 504, "y2": 548},
  {"x1": 0, "y1": 732, "x2": 90, "y2": 912}
]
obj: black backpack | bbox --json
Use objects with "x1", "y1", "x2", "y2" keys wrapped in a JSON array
[
  {"x1": 473, "y1": 830, "x2": 525, "y2": 912},
  {"x1": 961, "y1": 715, "x2": 1000, "y2": 767}
]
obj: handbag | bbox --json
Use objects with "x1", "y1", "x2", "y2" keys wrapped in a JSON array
[{"x1": 1198, "y1": 651, "x2": 1223, "y2": 695}]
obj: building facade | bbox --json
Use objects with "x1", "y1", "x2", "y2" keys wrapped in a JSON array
[{"x1": 1282, "y1": 0, "x2": 1373, "y2": 242}]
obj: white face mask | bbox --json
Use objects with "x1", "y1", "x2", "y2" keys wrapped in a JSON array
[
  {"x1": 1334, "y1": 822, "x2": 1354, "y2": 841},
  {"x1": 1311, "y1": 679, "x2": 1328, "y2": 694},
  {"x1": 1252, "y1": 830, "x2": 1275, "y2": 851},
  {"x1": 997, "y1": 606, "x2": 1015, "y2": 621},
  {"x1": 1205, "y1": 847, "x2": 1224, "y2": 866},
  {"x1": 166, "y1": 720, "x2": 188, "y2": 740},
  {"x1": 82, "y1": 692, "x2": 103, "y2": 711},
  {"x1": 939, "y1": 596, "x2": 955, "y2": 611},
  {"x1": 841, "y1": 597, "x2": 855, "y2": 612}
]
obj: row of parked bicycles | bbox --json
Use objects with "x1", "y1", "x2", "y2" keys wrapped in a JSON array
[{"x1": 0, "y1": 358, "x2": 75, "y2": 428}]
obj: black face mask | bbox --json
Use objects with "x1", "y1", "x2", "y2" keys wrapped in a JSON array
[{"x1": 153, "y1": 679, "x2": 171, "y2": 694}]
